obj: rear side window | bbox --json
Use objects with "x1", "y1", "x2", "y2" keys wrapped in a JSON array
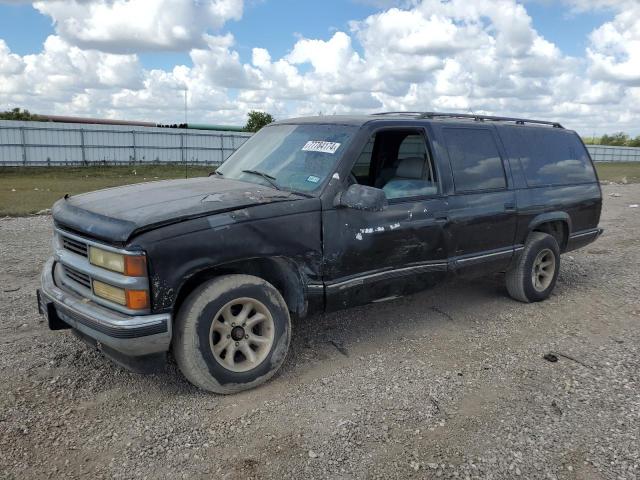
[
  {"x1": 443, "y1": 128, "x2": 506, "y2": 192},
  {"x1": 518, "y1": 131, "x2": 597, "y2": 186}
]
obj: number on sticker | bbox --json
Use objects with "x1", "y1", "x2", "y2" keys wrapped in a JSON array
[{"x1": 302, "y1": 141, "x2": 341, "y2": 154}]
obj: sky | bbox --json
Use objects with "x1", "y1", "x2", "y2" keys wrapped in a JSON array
[{"x1": 0, "y1": 0, "x2": 639, "y2": 135}]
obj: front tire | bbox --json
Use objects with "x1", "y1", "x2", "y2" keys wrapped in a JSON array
[
  {"x1": 506, "y1": 232, "x2": 560, "y2": 303},
  {"x1": 173, "y1": 274, "x2": 291, "y2": 394}
]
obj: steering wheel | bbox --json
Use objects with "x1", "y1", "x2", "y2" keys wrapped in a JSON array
[{"x1": 348, "y1": 173, "x2": 358, "y2": 186}]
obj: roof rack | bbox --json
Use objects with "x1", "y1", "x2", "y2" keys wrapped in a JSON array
[
  {"x1": 372, "y1": 111, "x2": 564, "y2": 128},
  {"x1": 371, "y1": 111, "x2": 424, "y2": 117}
]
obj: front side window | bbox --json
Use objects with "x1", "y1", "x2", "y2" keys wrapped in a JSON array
[
  {"x1": 218, "y1": 124, "x2": 358, "y2": 194},
  {"x1": 444, "y1": 128, "x2": 506, "y2": 192},
  {"x1": 350, "y1": 130, "x2": 438, "y2": 200}
]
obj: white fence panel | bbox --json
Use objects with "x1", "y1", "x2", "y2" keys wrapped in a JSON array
[
  {"x1": 0, "y1": 119, "x2": 251, "y2": 166},
  {"x1": 586, "y1": 145, "x2": 640, "y2": 162}
]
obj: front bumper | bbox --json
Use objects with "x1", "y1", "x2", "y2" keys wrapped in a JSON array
[{"x1": 38, "y1": 258, "x2": 171, "y2": 357}]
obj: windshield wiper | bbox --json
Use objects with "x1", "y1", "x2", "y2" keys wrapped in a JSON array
[
  {"x1": 210, "y1": 170, "x2": 223, "y2": 177},
  {"x1": 241, "y1": 169, "x2": 281, "y2": 191}
]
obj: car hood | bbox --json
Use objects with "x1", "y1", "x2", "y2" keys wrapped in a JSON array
[{"x1": 52, "y1": 177, "x2": 301, "y2": 244}]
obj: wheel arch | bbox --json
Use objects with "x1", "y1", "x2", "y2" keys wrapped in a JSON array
[
  {"x1": 527, "y1": 212, "x2": 571, "y2": 252},
  {"x1": 172, "y1": 256, "x2": 307, "y2": 320}
]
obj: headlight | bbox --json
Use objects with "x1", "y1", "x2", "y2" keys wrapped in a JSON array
[
  {"x1": 93, "y1": 280, "x2": 150, "y2": 310},
  {"x1": 89, "y1": 247, "x2": 147, "y2": 277},
  {"x1": 93, "y1": 280, "x2": 126, "y2": 305}
]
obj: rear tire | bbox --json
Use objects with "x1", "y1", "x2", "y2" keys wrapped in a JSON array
[
  {"x1": 173, "y1": 274, "x2": 291, "y2": 394},
  {"x1": 506, "y1": 232, "x2": 560, "y2": 303}
]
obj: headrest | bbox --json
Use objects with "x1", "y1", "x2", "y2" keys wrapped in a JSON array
[{"x1": 395, "y1": 157, "x2": 424, "y2": 179}]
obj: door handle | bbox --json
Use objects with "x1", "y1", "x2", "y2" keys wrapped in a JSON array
[
  {"x1": 435, "y1": 215, "x2": 449, "y2": 223},
  {"x1": 504, "y1": 202, "x2": 516, "y2": 212}
]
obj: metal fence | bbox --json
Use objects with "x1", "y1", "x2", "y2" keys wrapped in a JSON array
[
  {"x1": 0, "y1": 119, "x2": 251, "y2": 167},
  {"x1": 2, "y1": 119, "x2": 639, "y2": 166},
  {"x1": 586, "y1": 145, "x2": 640, "y2": 163}
]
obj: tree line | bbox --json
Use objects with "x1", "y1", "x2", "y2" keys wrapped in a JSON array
[
  {"x1": 0, "y1": 107, "x2": 274, "y2": 132},
  {"x1": 0, "y1": 108, "x2": 44, "y2": 121},
  {"x1": 582, "y1": 132, "x2": 640, "y2": 147}
]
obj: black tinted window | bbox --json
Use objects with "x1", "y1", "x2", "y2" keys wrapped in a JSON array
[
  {"x1": 519, "y1": 131, "x2": 596, "y2": 186},
  {"x1": 444, "y1": 128, "x2": 506, "y2": 192}
]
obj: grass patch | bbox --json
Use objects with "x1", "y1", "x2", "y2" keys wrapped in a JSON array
[
  {"x1": 0, "y1": 165, "x2": 212, "y2": 216},
  {"x1": 595, "y1": 162, "x2": 640, "y2": 184},
  {"x1": 1, "y1": 162, "x2": 638, "y2": 216}
]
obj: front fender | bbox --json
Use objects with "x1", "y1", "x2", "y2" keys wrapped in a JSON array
[{"x1": 133, "y1": 201, "x2": 323, "y2": 314}]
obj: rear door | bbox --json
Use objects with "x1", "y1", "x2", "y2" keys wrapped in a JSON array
[{"x1": 436, "y1": 125, "x2": 518, "y2": 275}]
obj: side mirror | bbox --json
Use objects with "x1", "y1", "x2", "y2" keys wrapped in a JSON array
[{"x1": 334, "y1": 184, "x2": 388, "y2": 212}]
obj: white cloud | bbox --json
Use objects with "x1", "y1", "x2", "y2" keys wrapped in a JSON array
[
  {"x1": 33, "y1": 0, "x2": 243, "y2": 52},
  {"x1": 1, "y1": 0, "x2": 640, "y2": 134},
  {"x1": 587, "y1": 5, "x2": 640, "y2": 86},
  {"x1": 0, "y1": 39, "x2": 25, "y2": 75},
  {"x1": 0, "y1": 35, "x2": 141, "y2": 102},
  {"x1": 562, "y1": 0, "x2": 636, "y2": 12}
]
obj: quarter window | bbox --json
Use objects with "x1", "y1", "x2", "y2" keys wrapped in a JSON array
[
  {"x1": 518, "y1": 131, "x2": 596, "y2": 186},
  {"x1": 444, "y1": 128, "x2": 506, "y2": 192}
]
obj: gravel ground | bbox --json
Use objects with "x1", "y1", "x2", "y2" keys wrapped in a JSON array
[{"x1": 0, "y1": 184, "x2": 638, "y2": 480}]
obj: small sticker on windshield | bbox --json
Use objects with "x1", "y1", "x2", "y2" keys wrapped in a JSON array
[
  {"x1": 307, "y1": 175, "x2": 320, "y2": 183},
  {"x1": 302, "y1": 140, "x2": 341, "y2": 154}
]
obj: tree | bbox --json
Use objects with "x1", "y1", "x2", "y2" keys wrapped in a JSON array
[
  {"x1": 628, "y1": 136, "x2": 640, "y2": 148},
  {"x1": 582, "y1": 133, "x2": 640, "y2": 147},
  {"x1": 244, "y1": 111, "x2": 274, "y2": 132},
  {"x1": 0, "y1": 107, "x2": 43, "y2": 121},
  {"x1": 600, "y1": 132, "x2": 629, "y2": 146}
]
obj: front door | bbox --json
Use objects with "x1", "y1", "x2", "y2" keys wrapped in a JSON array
[{"x1": 322, "y1": 128, "x2": 449, "y2": 311}]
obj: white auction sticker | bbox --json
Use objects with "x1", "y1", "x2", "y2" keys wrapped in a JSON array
[{"x1": 302, "y1": 140, "x2": 341, "y2": 154}]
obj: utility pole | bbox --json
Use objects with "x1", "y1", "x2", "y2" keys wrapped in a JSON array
[
  {"x1": 184, "y1": 87, "x2": 188, "y2": 125},
  {"x1": 184, "y1": 87, "x2": 188, "y2": 179}
]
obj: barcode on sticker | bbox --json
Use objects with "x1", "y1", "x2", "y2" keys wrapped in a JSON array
[{"x1": 302, "y1": 141, "x2": 341, "y2": 154}]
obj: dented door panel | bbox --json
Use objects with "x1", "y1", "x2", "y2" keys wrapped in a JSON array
[{"x1": 323, "y1": 198, "x2": 449, "y2": 311}]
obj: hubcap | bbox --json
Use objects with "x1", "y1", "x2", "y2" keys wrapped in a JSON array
[
  {"x1": 209, "y1": 297, "x2": 275, "y2": 373},
  {"x1": 231, "y1": 326, "x2": 245, "y2": 341},
  {"x1": 532, "y1": 248, "x2": 556, "y2": 292}
]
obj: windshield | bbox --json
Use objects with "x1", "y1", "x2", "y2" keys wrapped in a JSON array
[{"x1": 217, "y1": 123, "x2": 358, "y2": 194}]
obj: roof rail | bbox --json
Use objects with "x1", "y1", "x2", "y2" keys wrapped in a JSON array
[
  {"x1": 372, "y1": 111, "x2": 564, "y2": 128},
  {"x1": 419, "y1": 112, "x2": 564, "y2": 128},
  {"x1": 371, "y1": 111, "x2": 424, "y2": 117}
]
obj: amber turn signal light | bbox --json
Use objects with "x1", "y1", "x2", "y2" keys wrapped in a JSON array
[
  {"x1": 124, "y1": 255, "x2": 147, "y2": 277},
  {"x1": 126, "y1": 289, "x2": 150, "y2": 310}
]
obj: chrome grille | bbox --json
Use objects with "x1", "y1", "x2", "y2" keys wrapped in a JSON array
[
  {"x1": 62, "y1": 264, "x2": 92, "y2": 290},
  {"x1": 53, "y1": 228, "x2": 151, "y2": 314},
  {"x1": 61, "y1": 235, "x2": 88, "y2": 257}
]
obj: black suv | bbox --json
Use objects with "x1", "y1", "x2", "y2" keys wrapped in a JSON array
[{"x1": 38, "y1": 112, "x2": 603, "y2": 393}]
